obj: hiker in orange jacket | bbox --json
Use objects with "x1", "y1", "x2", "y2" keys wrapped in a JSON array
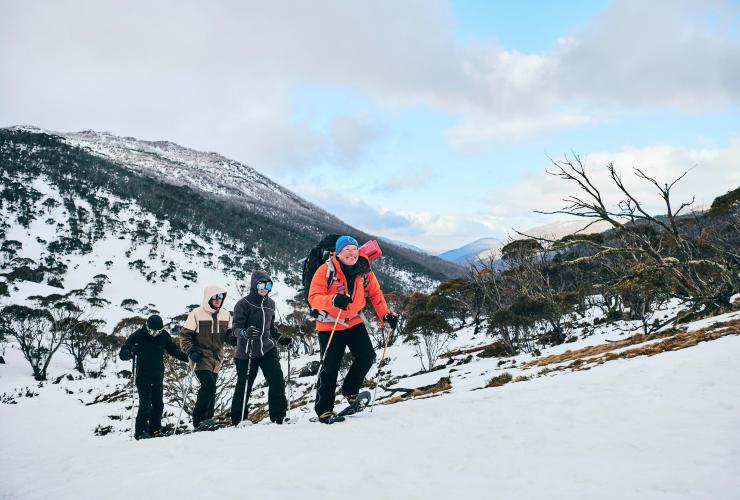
[{"x1": 308, "y1": 235, "x2": 397, "y2": 423}]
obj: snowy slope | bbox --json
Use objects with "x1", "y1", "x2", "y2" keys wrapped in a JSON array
[
  {"x1": 0, "y1": 126, "x2": 458, "y2": 297},
  {"x1": 2, "y1": 309, "x2": 739, "y2": 499},
  {"x1": 61, "y1": 129, "x2": 323, "y2": 221},
  {"x1": 0, "y1": 175, "x2": 297, "y2": 329}
]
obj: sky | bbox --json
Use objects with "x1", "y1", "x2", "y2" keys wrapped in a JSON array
[{"x1": 1, "y1": 0, "x2": 739, "y2": 253}]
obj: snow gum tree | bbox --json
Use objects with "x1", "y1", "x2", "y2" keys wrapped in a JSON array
[{"x1": 0, "y1": 305, "x2": 58, "y2": 380}]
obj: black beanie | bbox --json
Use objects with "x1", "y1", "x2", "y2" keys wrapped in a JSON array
[{"x1": 147, "y1": 314, "x2": 164, "y2": 331}]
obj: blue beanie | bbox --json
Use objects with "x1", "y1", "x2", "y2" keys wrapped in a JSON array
[{"x1": 335, "y1": 235, "x2": 359, "y2": 255}]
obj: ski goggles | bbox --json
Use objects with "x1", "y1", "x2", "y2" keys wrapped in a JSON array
[
  {"x1": 256, "y1": 281, "x2": 273, "y2": 291},
  {"x1": 210, "y1": 293, "x2": 225, "y2": 301},
  {"x1": 148, "y1": 327, "x2": 164, "y2": 336}
]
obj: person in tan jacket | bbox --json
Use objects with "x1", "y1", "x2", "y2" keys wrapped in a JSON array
[{"x1": 179, "y1": 285, "x2": 233, "y2": 431}]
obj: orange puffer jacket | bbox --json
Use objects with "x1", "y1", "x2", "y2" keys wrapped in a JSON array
[{"x1": 308, "y1": 253, "x2": 389, "y2": 332}]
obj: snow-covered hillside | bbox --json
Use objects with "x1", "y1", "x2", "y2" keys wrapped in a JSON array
[
  {"x1": 0, "y1": 126, "x2": 460, "y2": 301},
  {"x1": 62, "y1": 128, "x2": 325, "y2": 222},
  {"x1": 0, "y1": 174, "x2": 297, "y2": 329},
  {"x1": 1, "y1": 309, "x2": 739, "y2": 499}
]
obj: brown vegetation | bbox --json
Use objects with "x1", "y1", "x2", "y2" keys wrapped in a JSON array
[
  {"x1": 531, "y1": 319, "x2": 739, "y2": 376},
  {"x1": 380, "y1": 376, "x2": 452, "y2": 405}
]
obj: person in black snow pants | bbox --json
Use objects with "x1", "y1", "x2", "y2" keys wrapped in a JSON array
[
  {"x1": 230, "y1": 270, "x2": 293, "y2": 425},
  {"x1": 119, "y1": 314, "x2": 189, "y2": 440}
]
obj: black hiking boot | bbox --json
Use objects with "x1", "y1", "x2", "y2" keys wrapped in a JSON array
[
  {"x1": 318, "y1": 410, "x2": 345, "y2": 424},
  {"x1": 134, "y1": 431, "x2": 152, "y2": 440}
]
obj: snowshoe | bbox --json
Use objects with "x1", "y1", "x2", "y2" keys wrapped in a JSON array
[
  {"x1": 193, "y1": 419, "x2": 221, "y2": 432},
  {"x1": 149, "y1": 428, "x2": 174, "y2": 438},
  {"x1": 315, "y1": 410, "x2": 345, "y2": 424},
  {"x1": 337, "y1": 390, "x2": 371, "y2": 417}
]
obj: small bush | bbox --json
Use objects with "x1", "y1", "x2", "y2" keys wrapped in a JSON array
[
  {"x1": 478, "y1": 343, "x2": 510, "y2": 358},
  {"x1": 299, "y1": 360, "x2": 320, "y2": 377},
  {"x1": 486, "y1": 372, "x2": 513, "y2": 388}
]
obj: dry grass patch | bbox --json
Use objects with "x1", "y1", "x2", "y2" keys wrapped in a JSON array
[
  {"x1": 523, "y1": 329, "x2": 681, "y2": 369},
  {"x1": 537, "y1": 319, "x2": 740, "y2": 375},
  {"x1": 486, "y1": 372, "x2": 513, "y2": 388},
  {"x1": 381, "y1": 376, "x2": 452, "y2": 405},
  {"x1": 442, "y1": 341, "x2": 508, "y2": 358}
]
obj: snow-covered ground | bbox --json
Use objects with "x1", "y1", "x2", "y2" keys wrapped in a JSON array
[{"x1": 2, "y1": 309, "x2": 739, "y2": 499}]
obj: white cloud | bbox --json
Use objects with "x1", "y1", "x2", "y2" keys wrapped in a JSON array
[
  {"x1": 2, "y1": 0, "x2": 736, "y2": 163},
  {"x1": 491, "y1": 139, "x2": 740, "y2": 223},
  {"x1": 325, "y1": 140, "x2": 740, "y2": 252}
]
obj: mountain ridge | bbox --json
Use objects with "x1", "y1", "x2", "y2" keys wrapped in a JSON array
[{"x1": 1, "y1": 126, "x2": 462, "y2": 293}]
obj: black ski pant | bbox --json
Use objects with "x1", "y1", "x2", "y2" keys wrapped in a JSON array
[
  {"x1": 314, "y1": 322, "x2": 375, "y2": 417},
  {"x1": 193, "y1": 370, "x2": 218, "y2": 426},
  {"x1": 135, "y1": 378, "x2": 164, "y2": 436},
  {"x1": 230, "y1": 347, "x2": 287, "y2": 425}
]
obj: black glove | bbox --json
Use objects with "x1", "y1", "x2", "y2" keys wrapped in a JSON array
[
  {"x1": 131, "y1": 345, "x2": 142, "y2": 357},
  {"x1": 189, "y1": 350, "x2": 204, "y2": 364},
  {"x1": 332, "y1": 294, "x2": 351, "y2": 310},
  {"x1": 277, "y1": 336, "x2": 294, "y2": 347},
  {"x1": 227, "y1": 334, "x2": 238, "y2": 347},
  {"x1": 119, "y1": 348, "x2": 132, "y2": 361},
  {"x1": 240, "y1": 326, "x2": 260, "y2": 339},
  {"x1": 383, "y1": 312, "x2": 399, "y2": 330}
]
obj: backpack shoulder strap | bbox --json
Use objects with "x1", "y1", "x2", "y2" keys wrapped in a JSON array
[{"x1": 325, "y1": 258, "x2": 336, "y2": 286}]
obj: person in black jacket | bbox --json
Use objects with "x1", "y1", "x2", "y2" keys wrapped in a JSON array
[
  {"x1": 119, "y1": 314, "x2": 188, "y2": 439},
  {"x1": 230, "y1": 270, "x2": 293, "y2": 425}
]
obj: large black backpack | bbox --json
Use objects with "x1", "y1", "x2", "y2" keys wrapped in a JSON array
[{"x1": 301, "y1": 234, "x2": 341, "y2": 314}]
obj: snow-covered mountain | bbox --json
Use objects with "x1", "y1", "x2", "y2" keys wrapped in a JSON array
[
  {"x1": 61, "y1": 129, "x2": 335, "y2": 229},
  {"x1": 438, "y1": 220, "x2": 614, "y2": 264},
  {"x1": 437, "y1": 237, "x2": 506, "y2": 264},
  {"x1": 0, "y1": 126, "x2": 461, "y2": 331}
]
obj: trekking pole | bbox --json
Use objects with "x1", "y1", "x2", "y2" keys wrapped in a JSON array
[
  {"x1": 129, "y1": 354, "x2": 137, "y2": 440},
  {"x1": 321, "y1": 311, "x2": 342, "y2": 364},
  {"x1": 286, "y1": 346, "x2": 293, "y2": 420},
  {"x1": 174, "y1": 369, "x2": 195, "y2": 435},
  {"x1": 239, "y1": 338, "x2": 253, "y2": 426},
  {"x1": 370, "y1": 323, "x2": 396, "y2": 413},
  {"x1": 313, "y1": 311, "x2": 343, "y2": 398}
]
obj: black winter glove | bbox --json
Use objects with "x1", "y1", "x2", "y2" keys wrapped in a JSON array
[
  {"x1": 131, "y1": 345, "x2": 142, "y2": 357},
  {"x1": 189, "y1": 350, "x2": 204, "y2": 364},
  {"x1": 332, "y1": 294, "x2": 351, "y2": 311},
  {"x1": 277, "y1": 336, "x2": 294, "y2": 347},
  {"x1": 119, "y1": 348, "x2": 132, "y2": 361},
  {"x1": 240, "y1": 326, "x2": 261, "y2": 339},
  {"x1": 383, "y1": 312, "x2": 399, "y2": 330}
]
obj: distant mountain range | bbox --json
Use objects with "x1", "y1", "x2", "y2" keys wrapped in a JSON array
[{"x1": 437, "y1": 220, "x2": 614, "y2": 265}]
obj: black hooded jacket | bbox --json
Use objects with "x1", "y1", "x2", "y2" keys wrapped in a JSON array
[
  {"x1": 232, "y1": 270, "x2": 282, "y2": 359},
  {"x1": 119, "y1": 326, "x2": 188, "y2": 382}
]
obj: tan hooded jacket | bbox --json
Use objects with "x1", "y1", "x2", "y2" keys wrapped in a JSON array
[{"x1": 179, "y1": 285, "x2": 233, "y2": 373}]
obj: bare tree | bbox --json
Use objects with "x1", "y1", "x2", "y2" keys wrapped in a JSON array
[{"x1": 538, "y1": 155, "x2": 737, "y2": 322}]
